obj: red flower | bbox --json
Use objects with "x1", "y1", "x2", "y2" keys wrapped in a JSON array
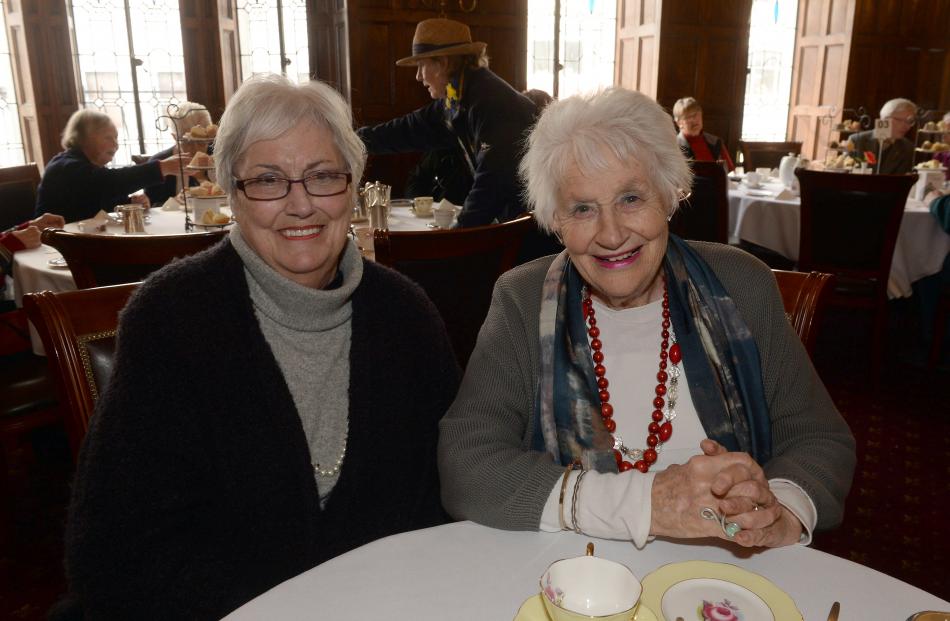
[{"x1": 864, "y1": 151, "x2": 877, "y2": 165}]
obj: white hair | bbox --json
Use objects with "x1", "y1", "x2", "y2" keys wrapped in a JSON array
[
  {"x1": 214, "y1": 74, "x2": 366, "y2": 197},
  {"x1": 520, "y1": 87, "x2": 692, "y2": 232},
  {"x1": 61, "y1": 109, "x2": 114, "y2": 150},
  {"x1": 168, "y1": 101, "x2": 212, "y2": 136},
  {"x1": 879, "y1": 98, "x2": 916, "y2": 120}
]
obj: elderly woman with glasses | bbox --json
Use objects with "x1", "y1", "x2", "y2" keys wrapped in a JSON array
[
  {"x1": 847, "y1": 97, "x2": 917, "y2": 174},
  {"x1": 58, "y1": 74, "x2": 460, "y2": 620},
  {"x1": 439, "y1": 88, "x2": 855, "y2": 552}
]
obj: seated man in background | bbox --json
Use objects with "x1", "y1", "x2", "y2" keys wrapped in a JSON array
[
  {"x1": 673, "y1": 97, "x2": 736, "y2": 172},
  {"x1": 144, "y1": 101, "x2": 215, "y2": 206},
  {"x1": 847, "y1": 98, "x2": 917, "y2": 174}
]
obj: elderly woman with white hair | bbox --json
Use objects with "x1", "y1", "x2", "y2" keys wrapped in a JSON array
[
  {"x1": 144, "y1": 100, "x2": 215, "y2": 205},
  {"x1": 848, "y1": 97, "x2": 918, "y2": 174},
  {"x1": 35, "y1": 109, "x2": 189, "y2": 222},
  {"x1": 57, "y1": 74, "x2": 460, "y2": 620},
  {"x1": 439, "y1": 88, "x2": 855, "y2": 552}
]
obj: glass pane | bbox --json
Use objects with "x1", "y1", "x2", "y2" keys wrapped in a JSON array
[
  {"x1": 0, "y1": 0, "x2": 26, "y2": 166},
  {"x1": 527, "y1": 0, "x2": 617, "y2": 99},
  {"x1": 237, "y1": 0, "x2": 310, "y2": 83},
  {"x1": 71, "y1": 0, "x2": 185, "y2": 165},
  {"x1": 741, "y1": 0, "x2": 798, "y2": 141}
]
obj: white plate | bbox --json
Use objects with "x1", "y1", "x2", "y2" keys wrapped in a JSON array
[
  {"x1": 185, "y1": 164, "x2": 215, "y2": 171},
  {"x1": 193, "y1": 219, "x2": 232, "y2": 229},
  {"x1": 389, "y1": 199, "x2": 413, "y2": 208},
  {"x1": 745, "y1": 189, "x2": 774, "y2": 197},
  {"x1": 661, "y1": 578, "x2": 774, "y2": 621},
  {"x1": 47, "y1": 257, "x2": 69, "y2": 269}
]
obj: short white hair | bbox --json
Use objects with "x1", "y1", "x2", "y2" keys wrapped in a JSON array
[
  {"x1": 168, "y1": 101, "x2": 212, "y2": 136},
  {"x1": 880, "y1": 98, "x2": 916, "y2": 120},
  {"x1": 520, "y1": 87, "x2": 692, "y2": 232},
  {"x1": 214, "y1": 74, "x2": 366, "y2": 197},
  {"x1": 61, "y1": 109, "x2": 114, "y2": 150}
]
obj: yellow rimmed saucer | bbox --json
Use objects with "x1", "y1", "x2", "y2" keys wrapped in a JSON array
[
  {"x1": 514, "y1": 594, "x2": 658, "y2": 621},
  {"x1": 640, "y1": 561, "x2": 802, "y2": 621}
]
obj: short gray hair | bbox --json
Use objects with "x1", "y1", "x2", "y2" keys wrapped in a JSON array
[
  {"x1": 520, "y1": 87, "x2": 692, "y2": 232},
  {"x1": 168, "y1": 100, "x2": 212, "y2": 136},
  {"x1": 880, "y1": 98, "x2": 916, "y2": 120},
  {"x1": 61, "y1": 109, "x2": 114, "y2": 150},
  {"x1": 672, "y1": 97, "x2": 701, "y2": 122},
  {"x1": 214, "y1": 74, "x2": 366, "y2": 197}
]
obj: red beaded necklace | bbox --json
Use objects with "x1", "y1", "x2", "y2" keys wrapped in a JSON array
[{"x1": 582, "y1": 281, "x2": 681, "y2": 473}]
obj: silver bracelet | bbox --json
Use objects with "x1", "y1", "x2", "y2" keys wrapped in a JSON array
[{"x1": 570, "y1": 468, "x2": 589, "y2": 534}]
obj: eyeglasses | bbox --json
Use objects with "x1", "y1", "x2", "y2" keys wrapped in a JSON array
[{"x1": 234, "y1": 172, "x2": 352, "y2": 201}]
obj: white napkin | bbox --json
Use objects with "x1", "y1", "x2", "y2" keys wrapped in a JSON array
[
  {"x1": 774, "y1": 188, "x2": 799, "y2": 200},
  {"x1": 77, "y1": 210, "x2": 109, "y2": 233},
  {"x1": 162, "y1": 196, "x2": 182, "y2": 211}
]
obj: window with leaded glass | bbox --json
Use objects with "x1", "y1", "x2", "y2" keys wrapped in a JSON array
[
  {"x1": 0, "y1": 0, "x2": 25, "y2": 167},
  {"x1": 236, "y1": 0, "x2": 310, "y2": 83}
]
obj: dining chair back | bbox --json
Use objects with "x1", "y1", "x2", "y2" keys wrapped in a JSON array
[
  {"x1": 0, "y1": 163, "x2": 41, "y2": 231},
  {"x1": 42, "y1": 228, "x2": 226, "y2": 289},
  {"x1": 738, "y1": 141, "x2": 802, "y2": 172},
  {"x1": 373, "y1": 215, "x2": 534, "y2": 368},
  {"x1": 795, "y1": 169, "x2": 917, "y2": 373},
  {"x1": 772, "y1": 269, "x2": 834, "y2": 356},
  {"x1": 670, "y1": 160, "x2": 729, "y2": 243},
  {"x1": 23, "y1": 283, "x2": 138, "y2": 460}
]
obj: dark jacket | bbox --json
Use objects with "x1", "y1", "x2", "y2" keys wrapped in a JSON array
[
  {"x1": 677, "y1": 131, "x2": 726, "y2": 161},
  {"x1": 145, "y1": 146, "x2": 210, "y2": 205},
  {"x1": 358, "y1": 67, "x2": 537, "y2": 227},
  {"x1": 404, "y1": 147, "x2": 473, "y2": 206},
  {"x1": 35, "y1": 148, "x2": 163, "y2": 222},
  {"x1": 848, "y1": 130, "x2": 914, "y2": 175},
  {"x1": 58, "y1": 240, "x2": 460, "y2": 620}
]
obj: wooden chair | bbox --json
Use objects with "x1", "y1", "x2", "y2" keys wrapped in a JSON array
[
  {"x1": 0, "y1": 163, "x2": 41, "y2": 231},
  {"x1": 373, "y1": 215, "x2": 535, "y2": 368},
  {"x1": 23, "y1": 283, "x2": 138, "y2": 460},
  {"x1": 42, "y1": 228, "x2": 226, "y2": 289},
  {"x1": 772, "y1": 269, "x2": 834, "y2": 356},
  {"x1": 738, "y1": 141, "x2": 802, "y2": 172},
  {"x1": 795, "y1": 169, "x2": 917, "y2": 374},
  {"x1": 670, "y1": 160, "x2": 729, "y2": 244}
]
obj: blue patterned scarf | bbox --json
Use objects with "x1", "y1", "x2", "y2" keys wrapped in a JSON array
[{"x1": 531, "y1": 236, "x2": 771, "y2": 471}]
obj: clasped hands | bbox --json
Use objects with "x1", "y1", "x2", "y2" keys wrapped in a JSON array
[{"x1": 650, "y1": 439, "x2": 803, "y2": 548}]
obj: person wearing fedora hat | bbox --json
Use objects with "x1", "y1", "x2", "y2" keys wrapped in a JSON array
[{"x1": 357, "y1": 17, "x2": 538, "y2": 228}]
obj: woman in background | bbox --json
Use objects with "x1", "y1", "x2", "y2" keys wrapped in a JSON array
[
  {"x1": 145, "y1": 101, "x2": 214, "y2": 205},
  {"x1": 35, "y1": 109, "x2": 190, "y2": 222},
  {"x1": 673, "y1": 97, "x2": 736, "y2": 172}
]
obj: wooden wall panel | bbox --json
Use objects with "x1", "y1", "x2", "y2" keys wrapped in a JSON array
[
  {"x1": 844, "y1": 0, "x2": 950, "y2": 115},
  {"x1": 654, "y1": 0, "x2": 752, "y2": 161},
  {"x1": 179, "y1": 0, "x2": 239, "y2": 120},
  {"x1": 787, "y1": 0, "x2": 855, "y2": 160},
  {"x1": 4, "y1": 0, "x2": 79, "y2": 168},
  {"x1": 614, "y1": 0, "x2": 661, "y2": 98}
]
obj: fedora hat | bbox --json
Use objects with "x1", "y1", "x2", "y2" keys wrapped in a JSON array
[{"x1": 396, "y1": 18, "x2": 487, "y2": 66}]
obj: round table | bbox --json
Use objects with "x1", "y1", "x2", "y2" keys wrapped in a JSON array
[{"x1": 224, "y1": 521, "x2": 949, "y2": 620}]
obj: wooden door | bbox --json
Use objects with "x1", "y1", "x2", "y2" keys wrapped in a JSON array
[
  {"x1": 654, "y1": 0, "x2": 752, "y2": 162},
  {"x1": 614, "y1": 0, "x2": 662, "y2": 98},
  {"x1": 179, "y1": 0, "x2": 240, "y2": 120},
  {"x1": 787, "y1": 0, "x2": 856, "y2": 161}
]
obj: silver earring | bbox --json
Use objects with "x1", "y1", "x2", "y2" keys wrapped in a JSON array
[{"x1": 553, "y1": 230, "x2": 564, "y2": 245}]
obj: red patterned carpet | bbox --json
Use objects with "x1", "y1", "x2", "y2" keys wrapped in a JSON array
[{"x1": 0, "y1": 301, "x2": 947, "y2": 619}]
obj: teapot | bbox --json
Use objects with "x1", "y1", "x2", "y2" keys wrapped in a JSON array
[{"x1": 779, "y1": 153, "x2": 802, "y2": 190}]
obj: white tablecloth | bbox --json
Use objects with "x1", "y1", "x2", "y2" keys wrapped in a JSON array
[
  {"x1": 727, "y1": 180, "x2": 950, "y2": 298},
  {"x1": 225, "y1": 521, "x2": 949, "y2": 620}
]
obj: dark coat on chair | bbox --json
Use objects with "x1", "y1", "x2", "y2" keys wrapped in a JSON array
[
  {"x1": 358, "y1": 67, "x2": 537, "y2": 228},
  {"x1": 57, "y1": 240, "x2": 460, "y2": 620},
  {"x1": 35, "y1": 148, "x2": 163, "y2": 223}
]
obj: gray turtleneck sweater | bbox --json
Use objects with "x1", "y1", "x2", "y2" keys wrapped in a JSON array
[{"x1": 230, "y1": 226, "x2": 360, "y2": 501}]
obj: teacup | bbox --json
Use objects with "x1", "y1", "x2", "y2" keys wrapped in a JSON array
[
  {"x1": 755, "y1": 167, "x2": 772, "y2": 179},
  {"x1": 433, "y1": 203, "x2": 459, "y2": 229},
  {"x1": 412, "y1": 196, "x2": 434, "y2": 217},
  {"x1": 540, "y1": 544, "x2": 641, "y2": 621},
  {"x1": 743, "y1": 171, "x2": 762, "y2": 188}
]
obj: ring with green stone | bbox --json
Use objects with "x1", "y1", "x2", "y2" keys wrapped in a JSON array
[{"x1": 700, "y1": 507, "x2": 742, "y2": 538}]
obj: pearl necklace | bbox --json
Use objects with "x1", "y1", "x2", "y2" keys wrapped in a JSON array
[
  {"x1": 312, "y1": 431, "x2": 348, "y2": 477},
  {"x1": 582, "y1": 281, "x2": 681, "y2": 473}
]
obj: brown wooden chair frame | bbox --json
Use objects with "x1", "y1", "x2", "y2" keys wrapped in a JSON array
[
  {"x1": 23, "y1": 283, "x2": 138, "y2": 459},
  {"x1": 738, "y1": 141, "x2": 803, "y2": 172},
  {"x1": 670, "y1": 160, "x2": 729, "y2": 244},
  {"x1": 0, "y1": 163, "x2": 41, "y2": 232},
  {"x1": 772, "y1": 269, "x2": 834, "y2": 355},
  {"x1": 795, "y1": 169, "x2": 917, "y2": 373},
  {"x1": 42, "y1": 228, "x2": 226, "y2": 289},
  {"x1": 373, "y1": 215, "x2": 535, "y2": 367}
]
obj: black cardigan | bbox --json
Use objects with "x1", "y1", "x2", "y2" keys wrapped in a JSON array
[
  {"x1": 59, "y1": 240, "x2": 461, "y2": 619},
  {"x1": 35, "y1": 148, "x2": 164, "y2": 222}
]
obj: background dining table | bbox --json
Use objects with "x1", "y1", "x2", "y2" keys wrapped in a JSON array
[
  {"x1": 727, "y1": 178, "x2": 950, "y2": 299},
  {"x1": 224, "y1": 520, "x2": 949, "y2": 621}
]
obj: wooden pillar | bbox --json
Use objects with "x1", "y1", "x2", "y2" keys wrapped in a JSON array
[
  {"x1": 614, "y1": 0, "x2": 662, "y2": 98},
  {"x1": 179, "y1": 0, "x2": 240, "y2": 121},
  {"x1": 3, "y1": 0, "x2": 79, "y2": 169}
]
